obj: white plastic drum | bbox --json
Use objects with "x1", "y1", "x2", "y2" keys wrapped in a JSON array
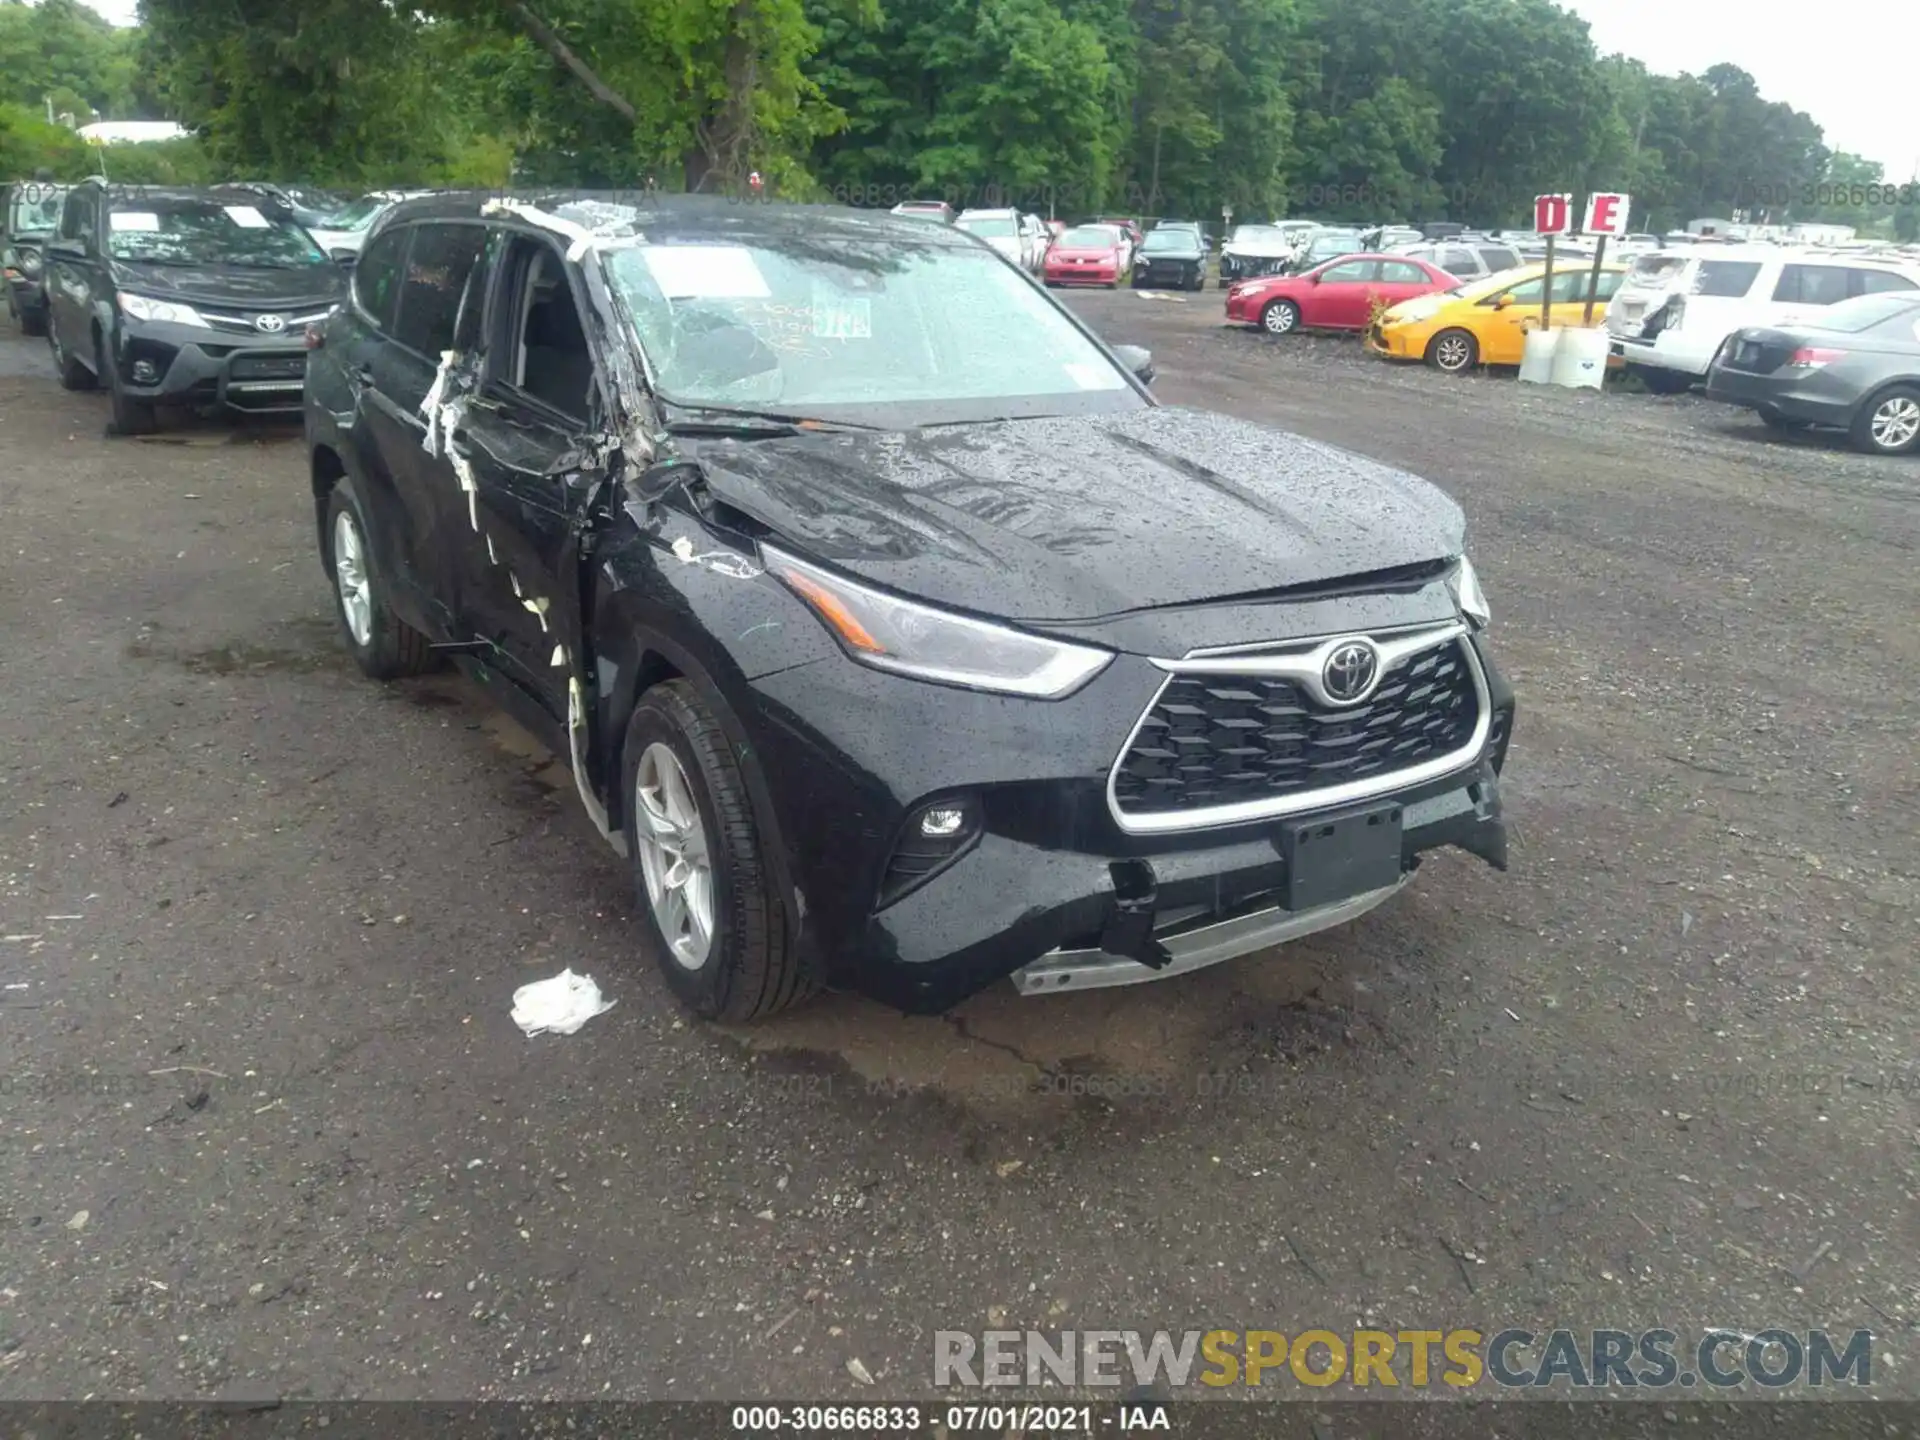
[
  {"x1": 1518, "y1": 327, "x2": 1559, "y2": 384},
  {"x1": 1551, "y1": 327, "x2": 1610, "y2": 390}
]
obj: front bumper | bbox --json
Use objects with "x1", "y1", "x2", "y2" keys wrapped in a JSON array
[
  {"x1": 1704, "y1": 365, "x2": 1857, "y2": 426},
  {"x1": 112, "y1": 316, "x2": 310, "y2": 414},
  {"x1": 1367, "y1": 323, "x2": 1424, "y2": 359},
  {"x1": 1046, "y1": 265, "x2": 1118, "y2": 286},
  {"x1": 745, "y1": 625, "x2": 1516, "y2": 1013}
]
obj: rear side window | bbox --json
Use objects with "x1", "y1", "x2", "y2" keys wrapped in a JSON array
[
  {"x1": 393, "y1": 222, "x2": 487, "y2": 357},
  {"x1": 1630, "y1": 254, "x2": 1688, "y2": 285},
  {"x1": 352, "y1": 227, "x2": 409, "y2": 331},
  {"x1": 1852, "y1": 268, "x2": 1918, "y2": 296},
  {"x1": 1378, "y1": 261, "x2": 1430, "y2": 284},
  {"x1": 1478, "y1": 246, "x2": 1521, "y2": 272},
  {"x1": 1438, "y1": 247, "x2": 1479, "y2": 275},
  {"x1": 1691, "y1": 260, "x2": 1762, "y2": 297},
  {"x1": 1772, "y1": 264, "x2": 1852, "y2": 305}
]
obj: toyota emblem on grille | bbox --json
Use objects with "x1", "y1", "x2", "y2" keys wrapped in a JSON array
[
  {"x1": 1322, "y1": 640, "x2": 1380, "y2": 704},
  {"x1": 254, "y1": 313, "x2": 286, "y2": 333}
]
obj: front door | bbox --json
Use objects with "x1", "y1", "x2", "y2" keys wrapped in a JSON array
[
  {"x1": 445, "y1": 231, "x2": 606, "y2": 720},
  {"x1": 1304, "y1": 259, "x2": 1379, "y2": 328},
  {"x1": 46, "y1": 186, "x2": 101, "y2": 371}
]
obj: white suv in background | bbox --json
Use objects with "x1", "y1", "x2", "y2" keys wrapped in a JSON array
[
  {"x1": 954, "y1": 208, "x2": 1036, "y2": 269},
  {"x1": 1607, "y1": 247, "x2": 1920, "y2": 392}
]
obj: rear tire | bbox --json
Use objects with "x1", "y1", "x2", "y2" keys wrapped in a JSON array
[
  {"x1": 19, "y1": 305, "x2": 47, "y2": 338},
  {"x1": 622, "y1": 680, "x2": 815, "y2": 1023},
  {"x1": 322, "y1": 477, "x2": 437, "y2": 680},
  {"x1": 1636, "y1": 365, "x2": 1694, "y2": 395},
  {"x1": 1849, "y1": 383, "x2": 1920, "y2": 455}
]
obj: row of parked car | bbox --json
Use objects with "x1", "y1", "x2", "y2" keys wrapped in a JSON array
[{"x1": 1219, "y1": 235, "x2": 1920, "y2": 455}]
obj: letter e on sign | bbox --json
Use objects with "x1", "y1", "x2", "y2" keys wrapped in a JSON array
[
  {"x1": 1533, "y1": 194, "x2": 1572, "y2": 236},
  {"x1": 1584, "y1": 192, "x2": 1630, "y2": 238}
]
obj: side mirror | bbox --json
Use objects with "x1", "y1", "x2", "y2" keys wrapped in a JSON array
[
  {"x1": 1493, "y1": 293, "x2": 1513, "y2": 309},
  {"x1": 1112, "y1": 344, "x2": 1155, "y2": 386},
  {"x1": 330, "y1": 248, "x2": 357, "y2": 266}
]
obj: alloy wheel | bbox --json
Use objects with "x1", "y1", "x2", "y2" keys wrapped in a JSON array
[
  {"x1": 1869, "y1": 394, "x2": 1920, "y2": 452},
  {"x1": 332, "y1": 509, "x2": 374, "y2": 647},
  {"x1": 1263, "y1": 302, "x2": 1297, "y2": 335},
  {"x1": 1434, "y1": 334, "x2": 1473, "y2": 371},
  {"x1": 633, "y1": 742, "x2": 715, "y2": 970}
]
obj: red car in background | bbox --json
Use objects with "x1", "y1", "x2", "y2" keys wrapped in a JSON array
[
  {"x1": 1043, "y1": 224, "x2": 1127, "y2": 288},
  {"x1": 1226, "y1": 252, "x2": 1457, "y2": 335}
]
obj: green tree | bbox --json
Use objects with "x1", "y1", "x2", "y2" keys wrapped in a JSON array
[{"x1": 0, "y1": 0, "x2": 139, "y2": 121}]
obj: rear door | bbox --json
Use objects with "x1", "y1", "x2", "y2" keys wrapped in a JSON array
[
  {"x1": 1376, "y1": 258, "x2": 1440, "y2": 308},
  {"x1": 444, "y1": 228, "x2": 606, "y2": 719},
  {"x1": 368, "y1": 219, "x2": 491, "y2": 622}
]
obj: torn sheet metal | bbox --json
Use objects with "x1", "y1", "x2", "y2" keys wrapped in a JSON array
[
  {"x1": 568, "y1": 675, "x2": 623, "y2": 856},
  {"x1": 483, "y1": 197, "x2": 601, "y2": 263},
  {"x1": 420, "y1": 349, "x2": 459, "y2": 456},
  {"x1": 670, "y1": 533, "x2": 763, "y2": 579}
]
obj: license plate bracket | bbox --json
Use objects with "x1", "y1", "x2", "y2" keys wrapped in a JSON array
[{"x1": 1281, "y1": 802, "x2": 1405, "y2": 912}]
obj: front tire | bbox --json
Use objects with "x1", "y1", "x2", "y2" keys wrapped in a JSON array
[
  {"x1": 1426, "y1": 328, "x2": 1479, "y2": 373},
  {"x1": 322, "y1": 477, "x2": 436, "y2": 679},
  {"x1": 1850, "y1": 384, "x2": 1920, "y2": 455},
  {"x1": 622, "y1": 681, "x2": 814, "y2": 1023},
  {"x1": 1261, "y1": 299, "x2": 1300, "y2": 335},
  {"x1": 107, "y1": 363, "x2": 158, "y2": 436},
  {"x1": 19, "y1": 304, "x2": 48, "y2": 339}
]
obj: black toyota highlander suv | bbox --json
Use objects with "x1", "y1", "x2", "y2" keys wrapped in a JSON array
[
  {"x1": 303, "y1": 191, "x2": 1514, "y2": 1021},
  {"x1": 43, "y1": 179, "x2": 347, "y2": 435}
]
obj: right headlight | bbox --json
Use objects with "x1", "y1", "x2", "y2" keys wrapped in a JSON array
[
  {"x1": 1450, "y1": 555, "x2": 1491, "y2": 628},
  {"x1": 117, "y1": 292, "x2": 210, "y2": 328},
  {"x1": 764, "y1": 546, "x2": 1113, "y2": 699}
]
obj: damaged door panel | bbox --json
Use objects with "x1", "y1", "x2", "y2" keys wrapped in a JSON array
[{"x1": 365, "y1": 222, "x2": 490, "y2": 628}]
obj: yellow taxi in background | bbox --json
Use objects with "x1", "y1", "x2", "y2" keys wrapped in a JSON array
[{"x1": 1367, "y1": 262, "x2": 1627, "y2": 372}]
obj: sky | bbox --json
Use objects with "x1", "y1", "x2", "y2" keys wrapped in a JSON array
[{"x1": 66, "y1": 0, "x2": 1920, "y2": 180}]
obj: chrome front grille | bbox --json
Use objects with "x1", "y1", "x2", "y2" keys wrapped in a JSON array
[{"x1": 1106, "y1": 622, "x2": 1489, "y2": 835}]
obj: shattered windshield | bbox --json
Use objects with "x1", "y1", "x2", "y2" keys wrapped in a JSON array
[
  {"x1": 106, "y1": 200, "x2": 329, "y2": 267},
  {"x1": 602, "y1": 237, "x2": 1143, "y2": 424}
]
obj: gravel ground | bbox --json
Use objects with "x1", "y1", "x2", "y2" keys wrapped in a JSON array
[{"x1": 0, "y1": 293, "x2": 1915, "y2": 1404}]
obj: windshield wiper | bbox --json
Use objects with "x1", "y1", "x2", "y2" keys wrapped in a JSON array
[{"x1": 662, "y1": 402, "x2": 885, "y2": 437}]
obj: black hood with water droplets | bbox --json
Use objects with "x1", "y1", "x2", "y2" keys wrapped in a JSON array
[{"x1": 689, "y1": 407, "x2": 1465, "y2": 623}]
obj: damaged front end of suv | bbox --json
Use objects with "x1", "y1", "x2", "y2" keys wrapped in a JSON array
[{"x1": 306, "y1": 192, "x2": 1515, "y2": 1020}]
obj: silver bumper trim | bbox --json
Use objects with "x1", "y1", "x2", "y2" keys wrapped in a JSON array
[{"x1": 1009, "y1": 879, "x2": 1407, "y2": 996}]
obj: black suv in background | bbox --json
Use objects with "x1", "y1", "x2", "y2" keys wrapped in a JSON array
[
  {"x1": 3, "y1": 180, "x2": 67, "y2": 336},
  {"x1": 42, "y1": 179, "x2": 347, "y2": 434},
  {"x1": 305, "y1": 192, "x2": 1513, "y2": 1022}
]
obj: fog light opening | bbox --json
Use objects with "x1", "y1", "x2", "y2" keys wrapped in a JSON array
[
  {"x1": 877, "y1": 794, "x2": 983, "y2": 908},
  {"x1": 130, "y1": 360, "x2": 159, "y2": 384}
]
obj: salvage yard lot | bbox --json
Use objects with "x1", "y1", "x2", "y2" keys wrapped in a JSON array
[{"x1": 0, "y1": 293, "x2": 1915, "y2": 1400}]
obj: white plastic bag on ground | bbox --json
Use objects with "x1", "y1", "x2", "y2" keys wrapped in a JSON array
[{"x1": 511, "y1": 969, "x2": 615, "y2": 1036}]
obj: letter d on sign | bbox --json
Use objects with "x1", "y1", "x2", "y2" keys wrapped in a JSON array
[
  {"x1": 1533, "y1": 194, "x2": 1572, "y2": 236},
  {"x1": 1584, "y1": 192, "x2": 1631, "y2": 238}
]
